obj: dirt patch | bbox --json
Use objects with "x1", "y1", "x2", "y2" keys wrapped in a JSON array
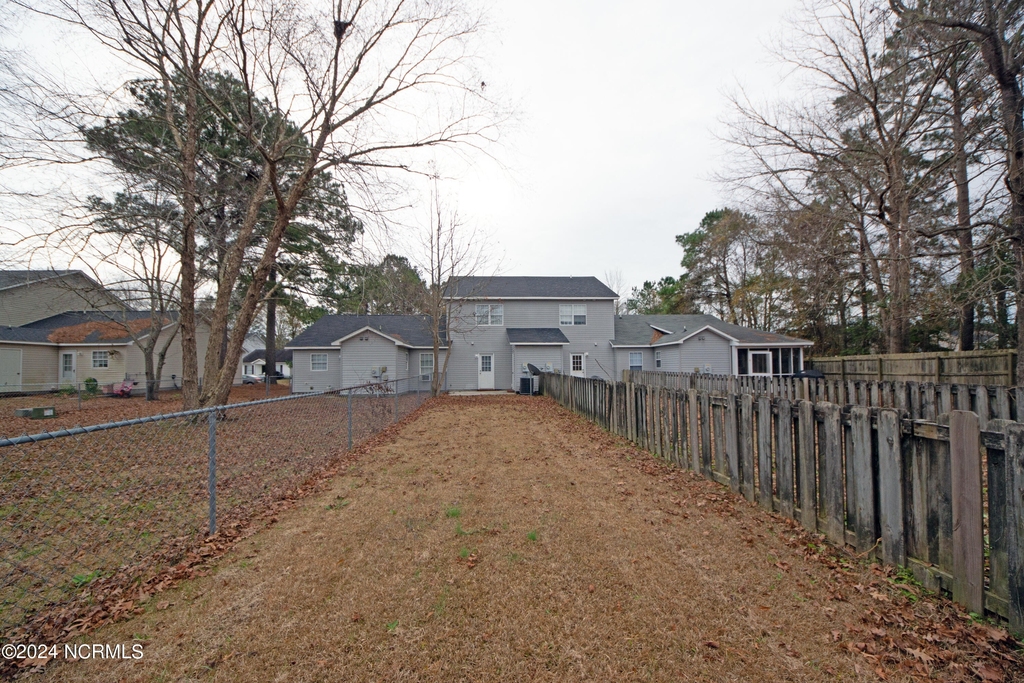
[{"x1": 25, "y1": 396, "x2": 1021, "y2": 682}]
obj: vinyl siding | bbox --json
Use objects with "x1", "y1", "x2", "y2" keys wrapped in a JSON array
[
  {"x1": 678, "y1": 333, "x2": 733, "y2": 374},
  {"x1": 291, "y1": 350, "x2": 341, "y2": 393},
  {"x1": 512, "y1": 346, "x2": 563, "y2": 376},
  {"x1": 0, "y1": 343, "x2": 59, "y2": 389},
  {"x1": 63, "y1": 346, "x2": 128, "y2": 386},
  {"x1": 615, "y1": 348, "x2": 654, "y2": 379},
  {"x1": 655, "y1": 346, "x2": 682, "y2": 373},
  {"x1": 413, "y1": 349, "x2": 447, "y2": 391},
  {"x1": 446, "y1": 299, "x2": 616, "y2": 390},
  {"x1": 338, "y1": 330, "x2": 402, "y2": 389},
  {"x1": 0, "y1": 276, "x2": 122, "y2": 327}
]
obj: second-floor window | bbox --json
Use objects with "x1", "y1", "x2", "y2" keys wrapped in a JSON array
[
  {"x1": 475, "y1": 304, "x2": 503, "y2": 326},
  {"x1": 559, "y1": 304, "x2": 586, "y2": 325}
]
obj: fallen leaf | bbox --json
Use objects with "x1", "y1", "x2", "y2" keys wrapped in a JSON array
[
  {"x1": 974, "y1": 664, "x2": 1004, "y2": 682},
  {"x1": 704, "y1": 640, "x2": 719, "y2": 649}
]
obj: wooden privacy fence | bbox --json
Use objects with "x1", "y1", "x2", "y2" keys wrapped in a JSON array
[
  {"x1": 625, "y1": 369, "x2": 1024, "y2": 424},
  {"x1": 541, "y1": 372, "x2": 1024, "y2": 636},
  {"x1": 809, "y1": 349, "x2": 1018, "y2": 386}
]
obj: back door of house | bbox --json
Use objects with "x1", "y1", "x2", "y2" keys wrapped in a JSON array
[
  {"x1": 478, "y1": 354, "x2": 494, "y2": 390},
  {"x1": 570, "y1": 353, "x2": 585, "y2": 378},
  {"x1": 0, "y1": 348, "x2": 22, "y2": 393},
  {"x1": 61, "y1": 352, "x2": 76, "y2": 383}
]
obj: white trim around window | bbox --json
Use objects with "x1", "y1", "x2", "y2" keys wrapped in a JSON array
[
  {"x1": 310, "y1": 353, "x2": 329, "y2": 371},
  {"x1": 655, "y1": 350, "x2": 661, "y2": 369},
  {"x1": 559, "y1": 303, "x2": 587, "y2": 325},
  {"x1": 628, "y1": 351, "x2": 642, "y2": 371},
  {"x1": 474, "y1": 303, "x2": 504, "y2": 326},
  {"x1": 92, "y1": 350, "x2": 109, "y2": 368},
  {"x1": 419, "y1": 352, "x2": 434, "y2": 381}
]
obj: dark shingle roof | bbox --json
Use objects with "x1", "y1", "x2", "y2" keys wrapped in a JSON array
[
  {"x1": 445, "y1": 276, "x2": 617, "y2": 299},
  {"x1": 22, "y1": 310, "x2": 176, "y2": 344},
  {"x1": 506, "y1": 328, "x2": 570, "y2": 345},
  {"x1": 0, "y1": 269, "x2": 80, "y2": 291},
  {"x1": 612, "y1": 314, "x2": 811, "y2": 347},
  {"x1": 286, "y1": 315, "x2": 442, "y2": 349},
  {"x1": 243, "y1": 349, "x2": 294, "y2": 364},
  {"x1": 0, "y1": 326, "x2": 57, "y2": 344}
]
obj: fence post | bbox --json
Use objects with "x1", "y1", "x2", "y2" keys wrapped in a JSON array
[
  {"x1": 347, "y1": 388, "x2": 353, "y2": 450},
  {"x1": 394, "y1": 378, "x2": 399, "y2": 423},
  {"x1": 878, "y1": 408, "x2": 904, "y2": 566},
  {"x1": 77, "y1": 382, "x2": 81, "y2": 411},
  {"x1": 820, "y1": 402, "x2": 845, "y2": 545},
  {"x1": 757, "y1": 397, "x2": 773, "y2": 511},
  {"x1": 1004, "y1": 422, "x2": 1024, "y2": 636},
  {"x1": 207, "y1": 410, "x2": 217, "y2": 536},
  {"x1": 950, "y1": 410, "x2": 984, "y2": 615}
]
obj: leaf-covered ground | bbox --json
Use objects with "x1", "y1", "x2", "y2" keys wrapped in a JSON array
[{"x1": 27, "y1": 395, "x2": 1022, "y2": 682}]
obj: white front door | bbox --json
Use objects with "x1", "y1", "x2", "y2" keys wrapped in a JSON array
[
  {"x1": 0, "y1": 348, "x2": 22, "y2": 393},
  {"x1": 478, "y1": 354, "x2": 494, "y2": 390},
  {"x1": 61, "y1": 352, "x2": 76, "y2": 383},
  {"x1": 570, "y1": 353, "x2": 585, "y2": 378}
]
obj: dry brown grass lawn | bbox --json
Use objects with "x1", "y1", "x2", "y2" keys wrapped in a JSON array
[{"x1": 30, "y1": 395, "x2": 1022, "y2": 682}]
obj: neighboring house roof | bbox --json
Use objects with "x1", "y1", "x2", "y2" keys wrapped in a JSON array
[
  {"x1": 0, "y1": 326, "x2": 58, "y2": 344},
  {"x1": 21, "y1": 310, "x2": 177, "y2": 344},
  {"x1": 243, "y1": 348, "x2": 294, "y2": 364},
  {"x1": 506, "y1": 328, "x2": 570, "y2": 345},
  {"x1": 612, "y1": 314, "x2": 812, "y2": 347},
  {"x1": 0, "y1": 269, "x2": 82, "y2": 292},
  {"x1": 445, "y1": 276, "x2": 618, "y2": 300},
  {"x1": 286, "y1": 314, "x2": 443, "y2": 349}
]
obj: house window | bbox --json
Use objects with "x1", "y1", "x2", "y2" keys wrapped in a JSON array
[
  {"x1": 310, "y1": 353, "x2": 328, "y2": 371},
  {"x1": 92, "y1": 351, "x2": 109, "y2": 368},
  {"x1": 781, "y1": 348, "x2": 792, "y2": 374},
  {"x1": 751, "y1": 351, "x2": 770, "y2": 375},
  {"x1": 629, "y1": 352, "x2": 642, "y2": 371},
  {"x1": 475, "y1": 304, "x2": 503, "y2": 326},
  {"x1": 655, "y1": 350, "x2": 662, "y2": 369},
  {"x1": 559, "y1": 304, "x2": 587, "y2": 325},
  {"x1": 63, "y1": 354, "x2": 74, "y2": 373},
  {"x1": 419, "y1": 353, "x2": 434, "y2": 381}
]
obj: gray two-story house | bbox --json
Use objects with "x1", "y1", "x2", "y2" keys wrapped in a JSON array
[
  {"x1": 286, "y1": 276, "x2": 812, "y2": 393},
  {"x1": 443, "y1": 276, "x2": 618, "y2": 391}
]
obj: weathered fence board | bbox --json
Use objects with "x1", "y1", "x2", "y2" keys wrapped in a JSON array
[{"x1": 541, "y1": 372, "x2": 1023, "y2": 633}]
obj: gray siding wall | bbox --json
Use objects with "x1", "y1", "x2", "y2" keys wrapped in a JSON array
[
  {"x1": 614, "y1": 348, "x2": 654, "y2": 379},
  {"x1": 678, "y1": 334, "x2": 733, "y2": 374},
  {"x1": 655, "y1": 346, "x2": 682, "y2": 373},
  {"x1": 446, "y1": 299, "x2": 616, "y2": 390},
  {"x1": 512, "y1": 346, "x2": 563, "y2": 379},
  {"x1": 338, "y1": 331, "x2": 402, "y2": 389},
  {"x1": 291, "y1": 349, "x2": 341, "y2": 393}
]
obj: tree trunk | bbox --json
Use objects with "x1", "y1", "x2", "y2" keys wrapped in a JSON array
[
  {"x1": 143, "y1": 346, "x2": 157, "y2": 401},
  {"x1": 179, "y1": 77, "x2": 201, "y2": 409},
  {"x1": 266, "y1": 263, "x2": 277, "y2": 385},
  {"x1": 950, "y1": 70, "x2": 976, "y2": 351}
]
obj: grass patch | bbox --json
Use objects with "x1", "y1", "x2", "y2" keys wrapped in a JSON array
[
  {"x1": 326, "y1": 496, "x2": 350, "y2": 510},
  {"x1": 386, "y1": 620, "x2": 399, "y2": 632},
  {"x1": 526, "y1": 530, "x2": 538, "y2": 542},
  {"x1": 445, "y1": 506, "x2": 461, "y2": 518}
]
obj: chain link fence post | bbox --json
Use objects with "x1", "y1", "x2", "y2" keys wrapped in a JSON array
[
  {"x1": 77, "y1": 382, "x2": 81, "y2": 411},
  {"x1": 347, "y1": 388, "x2": 353, "y2": 450},
  {"x1": 208, "y1": 410, "x2": 217, "y2": 535}
]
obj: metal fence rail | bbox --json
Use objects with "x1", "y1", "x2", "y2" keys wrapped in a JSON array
[{"x1": 0, "y1": 375, "x2": 431, "y2": 640}]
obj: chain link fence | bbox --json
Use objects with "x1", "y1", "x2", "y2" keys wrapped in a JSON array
[{"x1": 0, "y1": 375, "x2": 431, "y2": 642}]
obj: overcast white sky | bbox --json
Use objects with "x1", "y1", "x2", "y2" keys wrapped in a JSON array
[
  {"x1": 445, "y1": 0, "x2": 801, "y2": 297},
  {"x1": 3, "y1": 0, "x2": 802, "y2": 301}
]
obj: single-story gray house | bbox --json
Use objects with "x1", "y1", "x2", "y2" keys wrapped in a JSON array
[
  {"x1": 287, "y1": 315, "x2": 444, "y2": 393},
  {"x1": 242, "y1": 349, "x2": 293, "y2": 378},
  {"x1": 285, "y1": 276, "x2": 812, "y2": 393}
]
